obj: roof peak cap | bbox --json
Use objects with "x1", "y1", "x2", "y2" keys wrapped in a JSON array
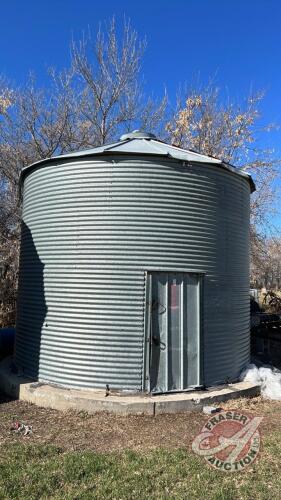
[{"x1": 120, "y1": 130, "x2": 157, "y2": 141}]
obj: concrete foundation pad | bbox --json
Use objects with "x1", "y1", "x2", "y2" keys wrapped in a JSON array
[{"x1": 0, "y1": 358, "x2": 260, "y2": 415}]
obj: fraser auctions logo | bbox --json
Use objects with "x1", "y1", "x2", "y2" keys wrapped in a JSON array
[{"x1": 192, "y1": 411, "x2": 263, "y2": 472}]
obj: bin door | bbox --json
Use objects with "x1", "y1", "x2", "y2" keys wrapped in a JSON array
[{"x1": 148, "y1": 272, "x2": 201, "y2": 393}]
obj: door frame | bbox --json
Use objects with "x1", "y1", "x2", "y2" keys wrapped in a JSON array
[{"x1": 143, "y1": 268, "x2": 205, "y2": 393}]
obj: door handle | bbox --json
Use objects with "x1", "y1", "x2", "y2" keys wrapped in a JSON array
[
  {"x1": 151, "y1": 300, "x2": 166, "y2": 315},
  {"x1": 152, "y1": 336, "x2": 166, "y2": 350}
]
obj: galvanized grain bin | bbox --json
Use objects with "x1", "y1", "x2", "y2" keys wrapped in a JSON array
[{"x1": 15, "y1": 131, "x2": 255, "y2": 393}]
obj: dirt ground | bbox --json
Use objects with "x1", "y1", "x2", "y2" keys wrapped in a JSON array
[{"x1": 0, "y1": 393, "x2": 280, "y2": 453}]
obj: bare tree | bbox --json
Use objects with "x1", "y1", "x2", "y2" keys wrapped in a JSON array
[
  {"x1": 251, "y1": 237, "x2": 281, "y2": 289},
  {"x1": 71, "y1": 18, "x2": 167, "y2": 145}
]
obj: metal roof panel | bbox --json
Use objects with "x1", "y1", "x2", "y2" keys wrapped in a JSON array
[{"x1": 20, "y1": 131, "x2": 255, "y2": 192}]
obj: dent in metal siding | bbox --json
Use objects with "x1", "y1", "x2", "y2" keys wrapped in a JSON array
[{"x1": 16, "y1": 156, "x2": 251, "y2": 390}]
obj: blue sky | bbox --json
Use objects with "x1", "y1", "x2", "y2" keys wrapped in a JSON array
[{"x1": 1, "y1": 0, "x2": 281, "y2": 226}]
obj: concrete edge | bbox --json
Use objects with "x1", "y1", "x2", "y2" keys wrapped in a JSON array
[
  {"x1": 0, "y1": 358, "x2": 261, "y2": 416},
  {"x1": 154, "y1": 383, "x2": 260, "y2": 414}
]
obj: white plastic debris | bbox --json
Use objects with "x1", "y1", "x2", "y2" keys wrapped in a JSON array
[
  {"x1": 240, "y1": 363, "x2": 261, "y2": 385},
  {"x1": 203, "y1": 406, "x2": 221, "y2": 415},
  {"x1": 240, "y1": 363, "x2": 281, "y2": 400}
]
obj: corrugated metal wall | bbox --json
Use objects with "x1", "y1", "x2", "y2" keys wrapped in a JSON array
[{"x1": 15, "y1": 155, "x2": 250, "y2": 389}]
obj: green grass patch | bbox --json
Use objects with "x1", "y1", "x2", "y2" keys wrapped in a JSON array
[{"x1": 0, "y1": 437, "x2": 280, "y2": 499}]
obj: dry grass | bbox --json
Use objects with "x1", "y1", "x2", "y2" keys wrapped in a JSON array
[
  {"x1": 1, "y1": 395, "x2": 281, "y2": 452},
  {"x1": 1, "y1": 394, "x2": 281, "y2": 499},
  {"x1": 0, "y1": 395, "x2": 205, "y2": 452}
]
